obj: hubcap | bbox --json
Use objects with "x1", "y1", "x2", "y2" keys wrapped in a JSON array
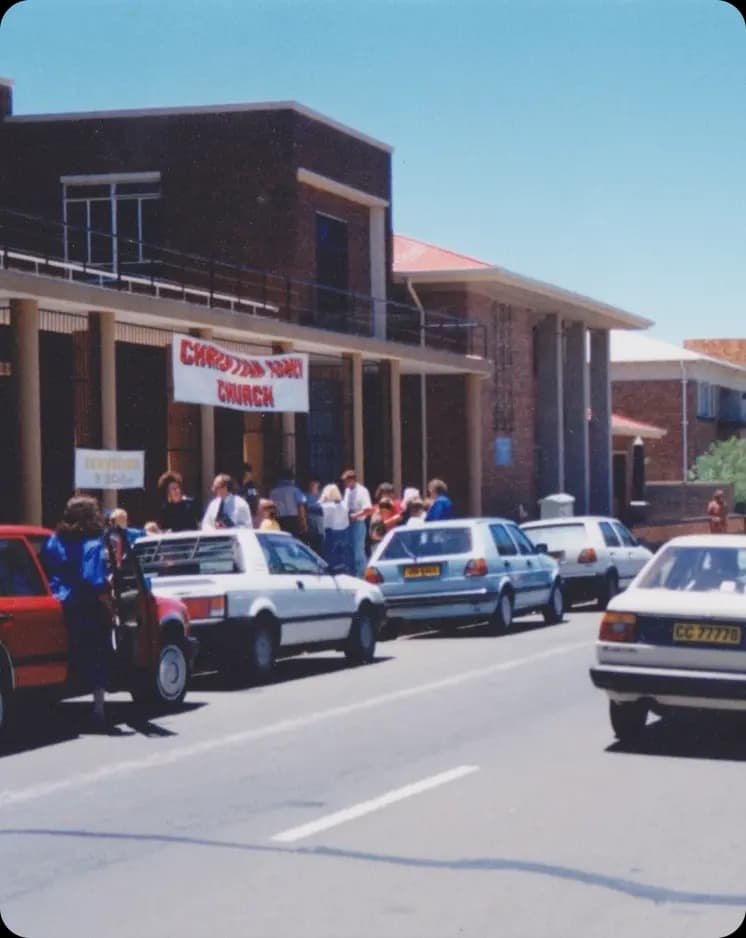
[
  {"x1": 158, "y1": 646, "x2": 186, "y2": 700},
  {"x1": 553, "y1": 588, "x2": 563, "y2": 615},
  {"x1": 255, "y1": 630, "x2": 273, "y2": 669},
  {"x1": 359, "y1": 616, "x2": 374, "y2": 650}
]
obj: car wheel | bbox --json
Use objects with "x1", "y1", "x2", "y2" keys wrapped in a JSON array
[
  {"x1": 345, "y1": 607, "x2": 377, "y2": 665},
  {"x1": 487, "y1": 590, "x2": 513, "y2": 635},
  {"x1": 247, "y1": 620, "x2": 276, "y2": 681},
  {"x1": 542, "y1": 582, "x2": 565, "y2": 625},
  {"x1": 609, "y1": 700, "x2": 648, "y2": 743},
  {"x1": 131, "y1": 640, "x2": 190, "y2": 708},
  {"x1": 596, "y1": 571, "x2": 619, "y2": 611}
]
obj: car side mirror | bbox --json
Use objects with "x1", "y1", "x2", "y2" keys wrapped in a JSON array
[
  {"x1": 535, "y1": 543, "x2": 548, "y2": 554},
  {"x1": 318, "y1": 559, "x2": 330, "y2": 574}
]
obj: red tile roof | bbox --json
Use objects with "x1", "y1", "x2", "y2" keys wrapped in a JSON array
[
  {"x1": 612, "y1": 413, "x2": 667, "y2": 439},
  {"x1": 393, "y1": 234, "x2": 492, "y2": 272}
]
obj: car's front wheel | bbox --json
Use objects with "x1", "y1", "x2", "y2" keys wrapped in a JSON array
[
  {"x1": 609, "y1": 699, "x2": 648, "y2": 743},
  {"x1": 542, "y1": 582, "x2": 565, "y2": 625},
  {"x1": 345, "y1": 607, "x2": 377, "y2": 665},
  {"x1": 487, "y1": 590, "x2": 513, "y2": 635},
  {"x1": 0, "y1": 669, "x2": 12, "y2": 741}
]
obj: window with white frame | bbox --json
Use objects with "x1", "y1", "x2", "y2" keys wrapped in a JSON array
[
  {"x1": 696, "y1": 381, "x2": 718, "y2": 419},
  {"x1": 62, "y1": 172, "x2": 161, "y2": 271}
]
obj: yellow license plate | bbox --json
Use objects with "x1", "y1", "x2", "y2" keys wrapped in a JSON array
[
  {"x1": 673, "y1": 623, "x2": 742, "y2": 645},
  {"x1": 404, "y1": 564, "x2": 441, "y2": 579}
]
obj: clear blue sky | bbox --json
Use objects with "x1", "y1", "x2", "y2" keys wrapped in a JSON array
[{"x1": 1, "y1": 0, "x2": 744, "y2": 342}]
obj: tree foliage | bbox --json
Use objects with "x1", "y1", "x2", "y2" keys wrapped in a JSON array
[{"x1": 690, "y1": 436, "x2": 746, "y2": 507}]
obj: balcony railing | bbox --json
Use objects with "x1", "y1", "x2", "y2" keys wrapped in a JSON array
[{"x1": 0, "y1": 208, "x2": 487, "y2": 358}]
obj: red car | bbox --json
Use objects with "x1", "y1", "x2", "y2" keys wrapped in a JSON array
[{"x1": 0, "y1": 525, "x2": 197, "y2": 738}]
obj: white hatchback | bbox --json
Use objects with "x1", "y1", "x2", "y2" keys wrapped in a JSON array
[{"x1": 521, "y1": 516, "x2": 652, "y2": 609}]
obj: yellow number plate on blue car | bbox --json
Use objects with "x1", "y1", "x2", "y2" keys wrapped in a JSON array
[
  {"x1": 404, "y1": 564, "x2": 441, "y2": 579},
  {"x1": 673, "y1": 624, "x2": 741, "y2": 645}
]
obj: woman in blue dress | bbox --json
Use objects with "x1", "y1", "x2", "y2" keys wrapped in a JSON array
[{"x1": 41, "y1": 496, "x2": 112, "y2": 727}]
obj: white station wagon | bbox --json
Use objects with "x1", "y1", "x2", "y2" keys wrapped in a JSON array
[{"x1": 134, "y1": 529, "x2": 386, "y2": 683}]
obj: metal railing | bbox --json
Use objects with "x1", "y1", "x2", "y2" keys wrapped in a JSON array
[{"x1": 0, "y1": 207, "x2": 486, "y2": 358}]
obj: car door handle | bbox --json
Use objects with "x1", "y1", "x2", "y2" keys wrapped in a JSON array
[
  {"x1": 296, "y1": 581, "x2": 305, "y2": 590},
  {"x1": 0, "y1": 612, "x2": 12, "y2": 623},
  {"x1": 526, "y1": 560, "x2": 534, "y2": 568}
]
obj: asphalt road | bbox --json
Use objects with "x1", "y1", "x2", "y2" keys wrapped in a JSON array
[{"x1": 1, "y1": 610, "x2": 745, "y2": 938}]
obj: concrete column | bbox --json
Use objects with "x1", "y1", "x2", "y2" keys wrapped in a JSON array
[
  {"x1": 589, "y1": 329, "x2": 612, "y2": 514},
  {"x1": 563, "y1": 321, "x2": 589, "y2": 514},
  {"x1": 10, "y1": 298, "x2": 42, "y2": 525},
  {"x1": 90, "y1": 311, "x2": 118, "y2": 511},
  {"x1": 389, "y1": 359, "x2": 402, "y2": 494},
  {"x1": 198, "y1": 328, "x2": 215, "y2": 503},
  {"x1": 369, "y1": 206, "x2": 387, "y2": 340},
  {"x1": 535, "y1": 313, "x2": 564, "y2": 499},
  {"x1": 466, "y1": 373, "x2": 483, "y2": 516},
  {"x1": 351, "y1": 352, "x2": 364, "y2": 477}
]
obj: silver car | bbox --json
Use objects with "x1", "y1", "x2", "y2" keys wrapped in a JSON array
[
  {"x1": 521, "y1": 516, "x2": 653, "y2": 610},
  {"x1": 366, "y1": 518, "x2": 564, "y2": 637}
]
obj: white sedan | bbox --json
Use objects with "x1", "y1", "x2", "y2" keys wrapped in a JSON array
[
  {"x1": 590, "y1": 534, "x2": 746, "y2": 742},
  {"x1": 134, "y1": 529, "x2": 386, "y2": 683}
]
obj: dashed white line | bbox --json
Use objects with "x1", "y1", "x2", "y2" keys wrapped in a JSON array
[
  {"x1": 272, "y1": 765, "x2": 480, "y2": 843},
  {"x1": 0, "y1": 640, "x2": 588, "y2": 809}
]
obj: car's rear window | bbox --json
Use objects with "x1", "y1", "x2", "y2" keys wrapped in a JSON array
[
  {"x1": 135, "y1": 536, "x2": 240, "y2": 576},
  {"x1": 637, "y1": 545, "x2": 746, "y2": 593},
  {"x1": 522, "y1": 524, "x2": 586, "y2": 554},
  {"x1": 380, "y1": 527, "x2": 472, "y2": 561}
]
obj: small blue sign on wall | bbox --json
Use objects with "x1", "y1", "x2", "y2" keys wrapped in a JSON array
[{"x1": 494, "y1": 436, "x2": 512, "y2": 467}]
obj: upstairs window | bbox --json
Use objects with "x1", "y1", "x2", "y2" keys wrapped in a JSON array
[
  {"x1": 696, "y1": 381, "x2": 718, "y2": 419},
  {"x1": 62, "y1": 172, "x2": 161, "y2": 273}
]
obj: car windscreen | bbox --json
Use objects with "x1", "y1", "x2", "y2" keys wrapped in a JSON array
[
  {"x1": 134, "y1": 536, "x2": 241, "y2": 576},
  {"x1": 636, "y1": 545, "x2": 746, "y2": 593},
  {"x1": 522, "y1": 524, "x2": 585, "y2": 554},
  {"x1": 379, "y1": 527, "x2": 472, "y2": 561}
]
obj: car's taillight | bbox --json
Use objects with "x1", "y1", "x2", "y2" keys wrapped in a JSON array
[
  {"x1": 364, "y1": 567, "x2": 383, "y2": 584},
  {"x1": 599, "y1": 611, "x2": 637, "y2": 642},
  {"x1": 578, "y1": 548, "x2": 598, "y2": 564},
  {"x1": 185, "y1": 596, "x2": 225, "y2": 619},
  {"x1": 464, "y1": 558, "x2": 488, "y2": 577}
]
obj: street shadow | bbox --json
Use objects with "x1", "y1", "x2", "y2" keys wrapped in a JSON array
[
  {"x1": 2, "y1": 827, "x2": 745, "y2": 910},
  {"x1": 607, "y1": 712, "x2": 746, "y2": 762},
  {"x1": 0, "y1": 699, "x2": 205, "y2": 758},
  {"x1": 190, "y1": 653, "x2": 394, "y2": 693}
]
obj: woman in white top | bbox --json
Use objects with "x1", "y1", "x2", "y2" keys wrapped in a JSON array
[{"x1": 320, "y1": 484, "x2": 353, "y2": 574}]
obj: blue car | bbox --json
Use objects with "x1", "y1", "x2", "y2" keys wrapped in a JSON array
[{"x1": 365, "y1": 518, "x2": 564, "y2": 637}]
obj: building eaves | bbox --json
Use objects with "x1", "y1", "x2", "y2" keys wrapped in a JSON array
[{"x1": 4, "y1": 99, "x2": 394, "y2": 154}]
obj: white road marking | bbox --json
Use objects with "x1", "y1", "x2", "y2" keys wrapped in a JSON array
[
  {"x1": 0, "y1": 639, "x2": 588, "y2": 809},
  {"x1": 272, "y1": 765, "x2": 480, "y2": 843}
]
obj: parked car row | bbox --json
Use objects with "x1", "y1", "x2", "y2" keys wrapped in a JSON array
[{"x1": 6, "y1": 515, "x2": 738, "y2": 749}]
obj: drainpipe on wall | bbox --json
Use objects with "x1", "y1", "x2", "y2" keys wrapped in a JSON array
[{"x1": 406, "y1": 278, "x2": 428, "y2": 493}]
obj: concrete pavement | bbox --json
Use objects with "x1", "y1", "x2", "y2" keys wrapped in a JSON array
[{"x1": 0, "y1": 611, "x2": 744, "y2": 938}]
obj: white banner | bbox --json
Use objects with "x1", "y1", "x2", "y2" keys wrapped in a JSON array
[
  {"x1": 171, "y1": 334, "x2": 309, "y2": 413},
  {"x1": 75, "y1": 449, "x2": 145, "y2": 490}
]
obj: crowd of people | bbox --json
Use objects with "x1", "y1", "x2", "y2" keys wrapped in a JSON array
[{"x1": 110, "y1": 464, "x2": 455, "y2": 578}]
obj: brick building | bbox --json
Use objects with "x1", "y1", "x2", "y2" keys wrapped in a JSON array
[
  {"x1": 393, "y1": 235, "x2": 651, "y2": 518},
  {"x1": 0, "y1": 79, "x2": 650, "y2": 525},
  {"x1": 611, "y1": 332, "x2": 746, "y2": 491}
]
